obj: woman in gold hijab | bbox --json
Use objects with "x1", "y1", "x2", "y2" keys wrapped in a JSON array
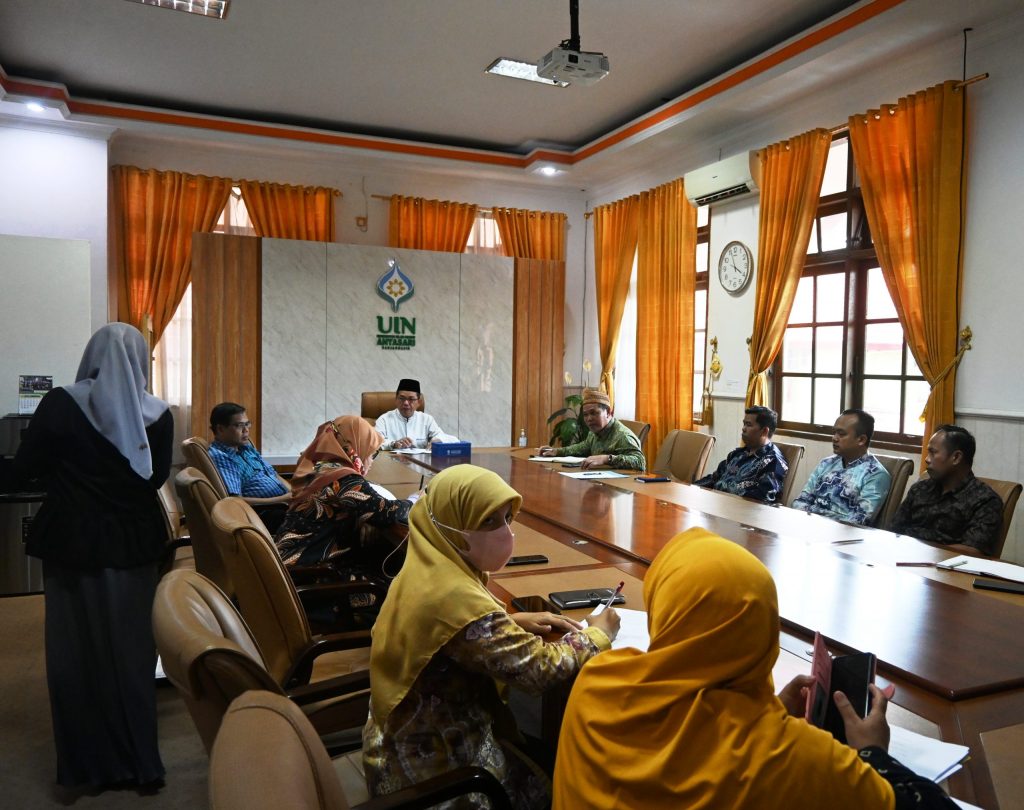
[
  {"x1": 363, "y1": 464, "x2": 620, "y2": 809},
  {"x1": 553, "y1": 528, "x2": 958, "y2": 809},
  {"x1": 273, "y1": 415, "x2": 412, "y2": 572}
]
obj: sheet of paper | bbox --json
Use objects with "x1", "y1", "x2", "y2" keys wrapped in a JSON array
[
  {"x1": 887, "y1": 724, "x2": 969, "y2": 783},
  {"x1": 393, "y1": 447, "x2": 431, "y2": 455},
  {"x1": 608, "y1": 607, "x2": 650, "y2": 651},
  {"x1": 937, "y1": 554, "x2": 1024, "y2": 584},
  {"x1": 560, "y1": 471, "x2": 628, "y2": 480},
  {"x1": 367, "y1": 482, "x2": 397, "y2": 500},
  {"x1": 952, "y1": 799, "x2": 984, "y2": 810},
  {"x1": 529, "y1": 455, "x2": 588, "y2": 463}
]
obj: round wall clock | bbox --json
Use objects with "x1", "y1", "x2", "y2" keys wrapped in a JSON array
[{"x1": 718, "y1": 240, "x2": 753, "y2": 295}]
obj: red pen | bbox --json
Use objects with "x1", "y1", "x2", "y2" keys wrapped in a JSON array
[{"x1": 593, "y1": 580, "x2": 624, "y2": 615}]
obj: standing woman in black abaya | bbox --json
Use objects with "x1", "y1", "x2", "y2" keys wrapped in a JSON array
[{"x1": 13, "y1": 323, "x2": 173, "y2": 795}]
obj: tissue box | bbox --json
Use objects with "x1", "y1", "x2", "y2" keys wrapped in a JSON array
[{"x1": 431, "y1": 441, "x2": 472, "y2": 458}]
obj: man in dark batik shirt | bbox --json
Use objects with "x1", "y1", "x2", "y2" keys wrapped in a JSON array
[
  {"x1": 695, "y1": 406, "x2": 788, "y2": 504},
  {"x1": 891, "y1": 424, "x2": 1004, "y2": 556}
]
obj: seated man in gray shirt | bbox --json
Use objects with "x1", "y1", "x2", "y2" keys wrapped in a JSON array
[{"x1": 891, "y1": 424, "x2": 1004, "y2": 556}]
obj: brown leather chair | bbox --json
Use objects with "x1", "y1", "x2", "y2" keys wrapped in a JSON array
[
  {"x1": 619, "y1": 418, "x2": 651, "y2": 451},
  {"x1": 210, "y1": 497, "x2": 380, "y2": 688},
  {"x1": 175, "y1": 467, "x2": 234, "y2": 597},
  {"x1": 157, "y1": 478, "x2": 193, "y2": 576},
  {"x1": 360, "y1": 391, "x2": 425, "y2": 422},
  {"x1": 182, "y1": 436, "x2": 230, "y2": 499},
  {"x1": 153, "y1": 570, "x2": 370, "y2": 753},
  {"x1": 652, "y1": 429, "x2": 716, "y2": 483},
  {"x1": 872, "y1": 454, "x2": 915, "y2": 529},
  {"x1": 773, "y1": 441, "x2": 806, "y2": 507},
  {"x1": 210, "y1": 690, "x2": 513, "y2": 810},
  {"x1": 977, "y1": 477, "x2": 1023, "y2": 558}
]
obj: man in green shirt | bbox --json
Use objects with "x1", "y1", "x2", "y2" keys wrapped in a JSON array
[{"x1": 538, "y1": 389, "x2": 646, "y2": 471}]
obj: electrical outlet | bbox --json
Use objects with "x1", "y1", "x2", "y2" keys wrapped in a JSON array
[{"x1": 355, "y1": 216, "x2": 368, "y2": 228}]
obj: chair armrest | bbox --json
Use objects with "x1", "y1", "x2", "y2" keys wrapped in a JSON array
[
  {"x1": 288, "y1": 563, "x2": 346, "y2": 585},
  {"x1": 284, "y1": 630, "x2": 372, "y2": 688},
  {"x1": 285, "y1": 669, "x2": 370, "y2": 705},
  {"x1": 295, "y1": 580, "x2": 388, "y2": 606},
  {"x1": 351, "y1": 766, "x2": 512, "y2": 810}
]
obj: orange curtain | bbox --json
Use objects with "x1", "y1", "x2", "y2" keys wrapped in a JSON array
[
  {"x1": 746, "y1": 129, "x2": 831, "y2": 406},
  {"x1": 388, "y1": 195, "x2": 478, "y2": 252},
  {"x1": 493, "y1": 208, "x2": 567, "y2": 260},
  {"x1": 111, "y1": 165, "x2": 231, "y2": 342},
  {"x1": 238, "y1": 180, "x2": 338, "y2": 241},
  {"x1": 849, "y1": 81, "x2": 968, "y2": 463},
  {"x1": 592, "y1": 196, "x2": 640, "y2": 405},
  {"x1": 636, "y1": 179, "x2": 697, "y2": 464}
]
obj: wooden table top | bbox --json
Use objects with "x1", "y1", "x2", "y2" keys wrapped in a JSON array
[{"x1": 401, "y1": 448, "x2": 1024, "y2": 703}]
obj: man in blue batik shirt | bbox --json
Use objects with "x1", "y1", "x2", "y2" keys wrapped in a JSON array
[
  {"x1": 792, "y1": 408, "x2": 891, "y2": 525},
  {"x1": 695, "y1": 406, "x2": 788, "y2": 503}
]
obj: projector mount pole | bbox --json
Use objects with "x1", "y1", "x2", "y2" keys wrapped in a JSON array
[{"x1": 564, "y1": 0, "x2": 581, "y2": 51}]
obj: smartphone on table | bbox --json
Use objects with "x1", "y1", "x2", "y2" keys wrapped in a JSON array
[
  {"x1": 510, "y1": 595, "x2": 561, "y2": 614},
  {"x1": 548, "y1": 588, "x2": 626, "y2": 611}
]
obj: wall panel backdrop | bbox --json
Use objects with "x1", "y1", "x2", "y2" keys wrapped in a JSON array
[{"x1": 259, "y1": 240, "x2": 514, "y2": 458}]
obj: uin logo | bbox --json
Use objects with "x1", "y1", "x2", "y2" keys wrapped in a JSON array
[
  {"x1": 377, "y1": 258, "x2": 414, "y2": 312},
  {"x1": 376, "y1": 259, "x2": 416, "y2": 350}
]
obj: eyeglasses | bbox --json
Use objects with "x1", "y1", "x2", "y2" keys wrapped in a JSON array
[
  {"x1": 397, "y1": 396, "x2": 419, "y2": 404},
  {"x1": 229, "y1": 421, "x2": 252, "y2": 429}
]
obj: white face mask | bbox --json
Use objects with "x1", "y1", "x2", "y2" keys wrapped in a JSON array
[{"x1": 426, "y1": 502, "x2": 514, "y2": 556}]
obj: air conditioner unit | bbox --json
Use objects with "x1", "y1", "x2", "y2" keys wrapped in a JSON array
[{"x1": 684, "y1": 152, "x2": 761, "y2": 206}]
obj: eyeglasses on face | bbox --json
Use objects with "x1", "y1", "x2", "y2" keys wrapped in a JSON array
[
  {"x1": 229, "y1": 421, "x2": 252, "y2": 429},
  {"x1": 397, "y1": 395, "x2": 419, "y2": 404}
]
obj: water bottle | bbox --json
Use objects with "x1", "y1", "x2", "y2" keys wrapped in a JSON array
[{"x1": 518, "y1": 428, "x2": 527, "y2": 448}]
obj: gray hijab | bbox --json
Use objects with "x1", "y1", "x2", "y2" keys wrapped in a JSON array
[{"x1": 64, "y1": 323, "x2": 169, "y2": 480}]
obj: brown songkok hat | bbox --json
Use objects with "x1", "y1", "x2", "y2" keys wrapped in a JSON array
[{"x1": 582, "y1": 388, "x2": 611, "y2": 408}]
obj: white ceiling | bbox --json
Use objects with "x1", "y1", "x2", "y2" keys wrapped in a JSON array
[
  {"x1": 0, "y1": 0, "x2": 866, "y2": 152},
  {"x1": 0, "y1": 0, "x2": 1019, "y2": 188}
]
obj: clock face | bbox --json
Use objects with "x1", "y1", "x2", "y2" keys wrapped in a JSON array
[{"x1": 718, "y1": 240, "x2": 752, "y2": 294}]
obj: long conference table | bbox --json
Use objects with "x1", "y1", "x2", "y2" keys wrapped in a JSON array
[{"x1": 366, "y1": 448, "x2": 1024, "y2": 809}]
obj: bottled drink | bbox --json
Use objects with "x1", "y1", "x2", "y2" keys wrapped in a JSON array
[{"x1": 518, "y1": 428, "x2": 527, "y2": 448}]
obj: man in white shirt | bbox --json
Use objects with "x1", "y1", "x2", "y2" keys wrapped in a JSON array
[{"x1": 375, "y1": 378, "x2": 458, "y2": 450}]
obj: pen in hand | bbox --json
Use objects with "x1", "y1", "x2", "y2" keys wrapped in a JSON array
[{"x1": 592, "y1": 580, "x2": 625, "y2": 616}]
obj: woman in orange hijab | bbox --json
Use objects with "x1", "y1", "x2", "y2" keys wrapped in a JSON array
[
  {"x1": 553, "y1": 528, "x2": 958, "y2": 810},
  {"x1": 273, "y1": 416, "x2": 412, "y2": 576}
]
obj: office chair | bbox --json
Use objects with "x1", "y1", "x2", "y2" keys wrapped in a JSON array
[
  {"x1": 360, "y1": 392, "x2": 425, "y2": 423},
  {"x1": 210, "y1": 690, "x2": 513, "y2": 810},
  {"x1": 652, "y1": 429, "x2": 716, "y2": 483},
  {"x1": 872, "y1": 454, "x2": 914, "y2": 529},
  {"x1": 772, "y1": 441, "x2": 806, "y2": 507},
  {"x1": 619, "y1": 418, "x2": 651, "y2": 451},
  {"x1": 976, "y1": 477, "x2": 1023, "y2": 558},
  {"x1": 175, "y1": 466, "x2": 234, "y2": 597}
]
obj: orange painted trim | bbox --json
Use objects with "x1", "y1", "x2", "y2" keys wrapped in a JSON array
[{"x1": 1, "y1": 0, "x2": 907, "y2": 169}]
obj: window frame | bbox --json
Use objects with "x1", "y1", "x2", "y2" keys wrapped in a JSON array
[
  {"x1": 692, "y1": 210, "x2": 710, "y2": 422},
  {"x1": 771, "y1": 134, "x2": 925, "y2": 453}
]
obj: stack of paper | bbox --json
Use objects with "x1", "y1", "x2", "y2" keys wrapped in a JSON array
[
  {"x1": 888, "y1": 725, "x2": 969, "y2": 783},
  {"x1": 608, "y1": 608, "x2": 650, "y2": 651},
  {"x1": 937, "y1": 555, "x2": 1024, "y2": 584},
  {"x1": 393, "y1": 447, "x2": 431, "y2": 455},
  {"x1": 529, "y1": 455, "x2": 588, "y2": 463},
  {"x1": 560, "y1": 470, "x2": 627, "y2": 480}
]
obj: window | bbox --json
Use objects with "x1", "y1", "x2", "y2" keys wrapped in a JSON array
[
  {"x1": 465, "y1": 211, "x2": 504, "y2": 255},
  {"x1": 693, "y1": 204, "x2": 710, "y2": 421},
  {"x1": 773, "y1": 136, "x2": 925, "y2": 448}
]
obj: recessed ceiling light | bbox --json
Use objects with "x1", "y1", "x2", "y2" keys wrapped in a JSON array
[
  {"x1": 123, "y1": 0, "x2": 230, "y2": 19},
  {"x1": 485, "y1": 58, "x2": 568, "y2": 87},
  {"x1": 25, "y1": 101, "x2": 46, "y2": 113},
  {"x1": 539, "y1": 166, "x2": 560, "y2": 176}
]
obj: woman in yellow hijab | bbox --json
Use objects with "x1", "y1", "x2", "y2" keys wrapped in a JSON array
[
  {"x1": 553, "y1": 528, "x2": 959, "y2": 810},
  {"x1": 364, "y1": 464, "x2": 620, "y2": 809}
]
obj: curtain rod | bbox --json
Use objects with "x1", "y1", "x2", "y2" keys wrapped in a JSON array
[{"x1": 371, "y1": 193, "x2": 493, "y2": 215}]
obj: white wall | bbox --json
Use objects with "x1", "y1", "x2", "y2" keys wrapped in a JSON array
[{"x1": 0, "y1": 121, "x2": 110, "y2": 329}]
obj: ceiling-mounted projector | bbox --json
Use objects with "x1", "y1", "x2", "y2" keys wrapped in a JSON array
[
  {"x1": 537, "y1": 47, "x2": 609, "y2": 86},
  {"x1": 537, "y1": 0, "x2": 609, "y2": 87}
]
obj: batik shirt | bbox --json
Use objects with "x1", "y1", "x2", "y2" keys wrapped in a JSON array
[
  {"x1": 695, "y1": 442, "x2": 789, "y2": 504},
  {"x1": 792, "y1": 453, "x2": 891, "y2": 525},
  {"x1": 551, "y1": 419, "x2": 646, "y2": 471},
  {"x1": 891, "y1": 474, "x2": 1003, "y2": 555},
  {"x1": 209, "y1": 440, "x2": 287, "y2": 498},
  {"x1": 363, "y1": 612, "x2": 609, "y2": 810}
]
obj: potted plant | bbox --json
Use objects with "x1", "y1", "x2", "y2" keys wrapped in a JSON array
[{"x1": 548, "y1": 365, "x2": 595, "y2": 446}]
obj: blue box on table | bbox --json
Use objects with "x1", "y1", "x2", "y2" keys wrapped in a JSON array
[{"x1": 431, "y1": 441, "x2": 471, "y2": 458}]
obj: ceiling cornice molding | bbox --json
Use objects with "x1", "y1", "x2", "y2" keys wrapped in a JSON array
[{"x1": 0, "y1": 0, "x2": 909, "y2": 172}]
